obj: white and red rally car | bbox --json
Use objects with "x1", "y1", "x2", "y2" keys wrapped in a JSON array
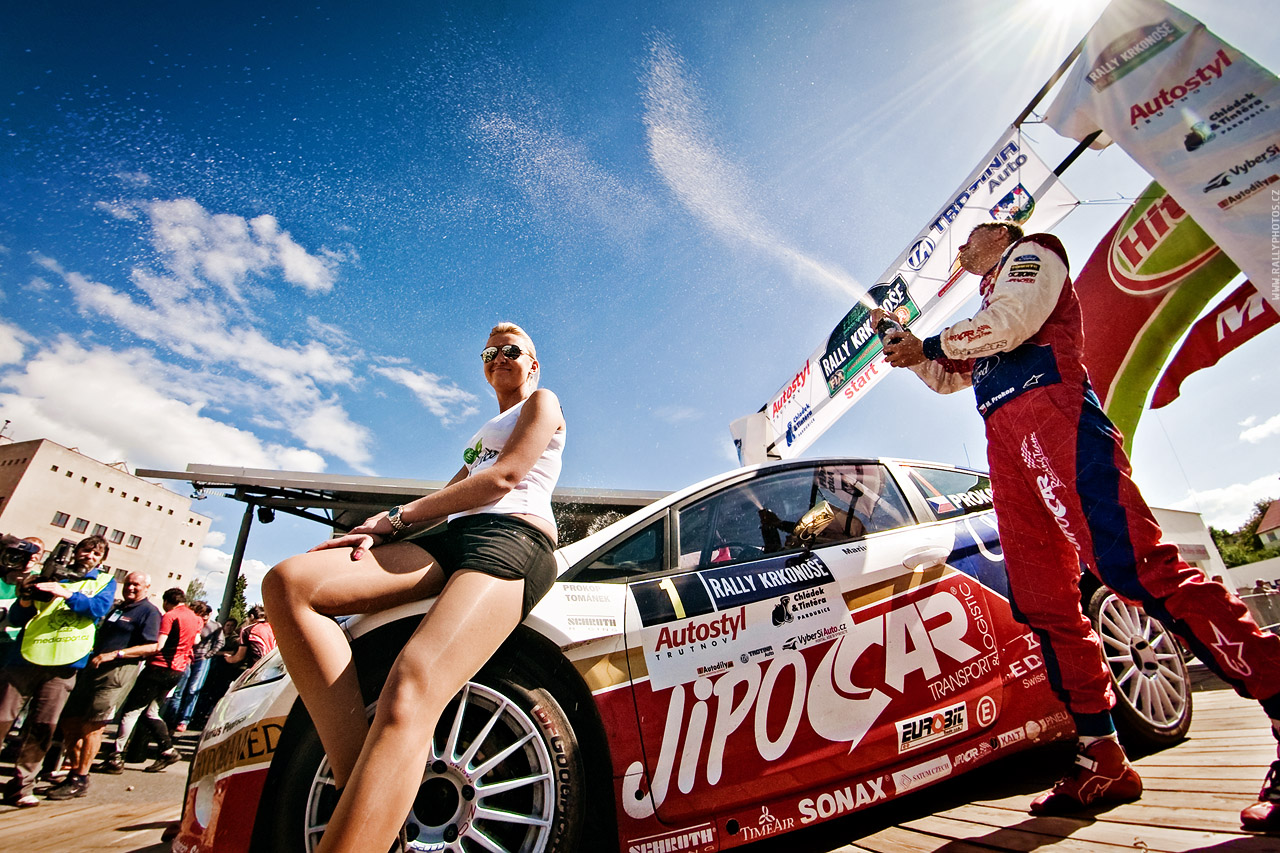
[{"x1": 172, "y1": 457, "x2": 1190, "y2": 853}]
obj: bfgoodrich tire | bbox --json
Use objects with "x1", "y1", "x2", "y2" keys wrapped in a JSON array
[
  {"x1": 1088, "y1": 586, "x2": 1192, "y2": 750},
  {"x1": 259, "y1": 645, "x2": 587, "y2": 853}
]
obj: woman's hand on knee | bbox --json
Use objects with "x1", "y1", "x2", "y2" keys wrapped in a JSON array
[{"x1": 308, "y1": 532, "x2": 383, "y2": 560}]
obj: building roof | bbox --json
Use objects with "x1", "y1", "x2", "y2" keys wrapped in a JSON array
[{"x1": 1258, "y1": 499, "x2": 1280, "y2": 536}]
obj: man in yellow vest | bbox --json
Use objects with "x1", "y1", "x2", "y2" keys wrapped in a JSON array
[{"x1": 0, "y1": 535, "x2": 115, "y2": 808}]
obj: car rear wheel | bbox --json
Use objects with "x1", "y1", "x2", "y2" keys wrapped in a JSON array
[
  {"x1": 1088, "y1": 586, "x2": 1192, "y2": 749},
  {"x1": 262, "y1": 649, "x2": 587, "y2": 853}
]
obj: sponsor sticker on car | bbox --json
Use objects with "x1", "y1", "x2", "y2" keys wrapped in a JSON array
[{"x1": 634, "y1": 554, "x2": 853, "y2": 689}]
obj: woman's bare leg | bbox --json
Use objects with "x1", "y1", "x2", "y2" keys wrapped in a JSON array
[
  {"x1": 314, "y1": 569, "x2": 526, "y2": 853},
  {"x1": 261, "y1": 542, "x2": 447, "y2": 787}
]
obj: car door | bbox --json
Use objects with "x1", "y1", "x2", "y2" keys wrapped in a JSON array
[{"x1": 622, "y1": 461, "x2": 986, "y2": 824}]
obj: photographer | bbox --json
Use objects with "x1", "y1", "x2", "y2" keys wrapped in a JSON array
[
  {"x1": 0, "y1": 535, "x2": 115, "y2": 808},
  {"x1": 0, "y1": 536, "x2": 44, "y2": 659}
]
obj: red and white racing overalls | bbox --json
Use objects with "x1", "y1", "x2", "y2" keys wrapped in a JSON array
[{"x1": 910, "y1": 234, "x2": 1280, "y2": 727}]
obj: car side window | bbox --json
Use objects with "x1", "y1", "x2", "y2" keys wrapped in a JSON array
[
  {"x1": 907, "y1": 467, "x2": 994, "y2": 520},
  {"x1": 677, "y1": 463, "x2": 913, "y2": 570},
  {"x1": 574, "y1": 518, "x2": 665, "y2": 583}
]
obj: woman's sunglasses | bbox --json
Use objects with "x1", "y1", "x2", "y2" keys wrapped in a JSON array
[{"x1": 481, "y1": 344, "x2": 527, "y2": 363}]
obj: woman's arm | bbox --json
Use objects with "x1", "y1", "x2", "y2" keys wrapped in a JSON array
[{"x1": 318, "y1": 389, "x2": 564, "y2": 560}]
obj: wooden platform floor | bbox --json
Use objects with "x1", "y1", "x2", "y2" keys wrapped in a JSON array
[{"x1": 755, "y1": 664, "x2": 1279, "y2": 853}]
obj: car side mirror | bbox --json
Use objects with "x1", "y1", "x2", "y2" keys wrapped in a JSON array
[{"x1": 793, "y1": 500, "x2": 835, "y2": 548}]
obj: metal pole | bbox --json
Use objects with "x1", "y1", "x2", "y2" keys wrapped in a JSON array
[
  {"x1": 1012, "y1": 36, "x2": 1085, "y2": 128},
  {"x1": 219, "y1": 501, "x2": 255, "y2": 622}
]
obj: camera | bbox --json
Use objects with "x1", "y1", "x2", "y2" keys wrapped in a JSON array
[{"x1": 0, "y1": 538, "x2": 39, "y2": 571}]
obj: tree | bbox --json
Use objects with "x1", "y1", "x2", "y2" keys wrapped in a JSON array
[
  {"x1": 185, "y1": 576, "x2": 207, "y2": 605},
  {"x1": 1210, "y1": 497, "x2": 1277, "y2": 568},
  {"x1": 226, "y1": 574, "x2": 249, "y2": 625}
]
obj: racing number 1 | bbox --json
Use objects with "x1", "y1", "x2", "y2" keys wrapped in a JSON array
[{"x1": 657, "y1": 577, "x2": 686, "y2": 620}]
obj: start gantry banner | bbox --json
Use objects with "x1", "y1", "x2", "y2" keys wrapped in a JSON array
[
  {"x1": 731, "y1": 127, "x2": 1076, "y2": 465},
  {"x1": 1045, "y1": 0, "x2": 1280, "y2": 312}
]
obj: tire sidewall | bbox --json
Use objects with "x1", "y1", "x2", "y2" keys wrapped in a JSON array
[
  {"x1": 1087, "y1": 586, "x2": 1193, "y2": 750},
  {"x1": 255, "y1": 645, "x2": 586, "y2": 853}
]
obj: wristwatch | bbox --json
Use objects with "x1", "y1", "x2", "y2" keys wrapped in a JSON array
[{"x1": 387, "y1": 505, "x2": 408, "y2": 533}]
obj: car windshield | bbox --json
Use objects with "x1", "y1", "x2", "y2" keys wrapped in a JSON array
[{"x1": 677, "y1": 462, "x2": 912, "y2": 570}]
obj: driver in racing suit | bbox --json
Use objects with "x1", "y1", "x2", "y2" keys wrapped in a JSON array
[{"x1": 873, "y1": 221, "x2": 1280, "y2": 827}]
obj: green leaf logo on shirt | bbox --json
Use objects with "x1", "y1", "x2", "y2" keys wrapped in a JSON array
[{"x1": 463, "y1": 438, "x2": 483, "y2": 465}]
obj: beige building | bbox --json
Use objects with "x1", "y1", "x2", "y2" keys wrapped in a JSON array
[{"x1": 0, "y1": 438, "x2": 211, "y2": 604}]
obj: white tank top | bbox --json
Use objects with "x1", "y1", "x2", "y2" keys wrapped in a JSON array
[{"x1": 448, "y1": 396, "x2": 564, "y2": 527}]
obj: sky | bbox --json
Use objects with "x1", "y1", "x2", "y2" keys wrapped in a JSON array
[{"x1": 2, "y1": 0, "x2": 1277, "y2": 606}]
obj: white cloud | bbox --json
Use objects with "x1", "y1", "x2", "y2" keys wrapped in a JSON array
[
  {"x1": 374, "y1": 366, "x2": 480, "y2": 425},
  {"x1": 1240, "y1": 413, "x2": 1280, "y2": 444},
  {"x1": 34, "y1": 197, "x2": 377, "y2": 471},
  {"x1": 196, "y1": 546, "x2": 272, "y2": 609},
  {"x1": 1171, "y1": 472, "x2": 1280, "y2": 529},
  {"x1": 145, "y1": 198, "x2": 337, "y2": 298},
  {"x1": 0, "y1": 322, "x2": 27, "y2": 366},
  {"x1": 641, "y1": 37, "x2": 862, "y2": 300},
  {"x1": 204, "y1": 530, "x2": 228, "y2": 548},
  {"x1": 0, "y1": 338, "x2": 327, "y2": 472}
]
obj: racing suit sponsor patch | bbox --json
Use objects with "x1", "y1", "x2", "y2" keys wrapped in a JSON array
[{"x1": 973, "y1": 344, "x2": 1062, "y2": 418}]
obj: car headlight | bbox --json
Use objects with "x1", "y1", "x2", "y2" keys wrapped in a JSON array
[{"x1": 231, "y1": 647, "x2": 287, "y2": 690}]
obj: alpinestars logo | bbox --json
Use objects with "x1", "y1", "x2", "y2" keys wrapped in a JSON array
[{"x1": 1208, "y1": 622, "x2": 1252, "y2": 677}]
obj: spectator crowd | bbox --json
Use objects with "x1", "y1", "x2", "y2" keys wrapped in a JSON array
[{"x1": 0, "y1": 533, "x2": 275, "y2": 807}]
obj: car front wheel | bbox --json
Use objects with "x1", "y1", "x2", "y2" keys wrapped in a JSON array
[
  {"x1": 1088, "y1": 586, "x2": 1192, "y2": 749},
  {"x1": 262, "y1": 652, "x2": 587, "y2": 853}
]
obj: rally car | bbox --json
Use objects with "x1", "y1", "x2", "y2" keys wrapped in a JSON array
[{"x1": 172, "y1": 457, "x2": 1191, "y2": 853}]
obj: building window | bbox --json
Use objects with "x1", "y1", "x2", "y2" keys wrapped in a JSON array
[
  {"x1": 168, "y1": 509, "x2": 174, "y2": 515},
  {"x1": 72, "y1": 518, "x2": 89, "y2": 533},
  {"x1": 121, "y1": 492, "x2": 127, "y2": 498},
  {"x1": 127, "y1": 534, "x2": 141, "y2": 549},
  {"x1": 133, "y1": 497, "x2": 139, "y2": 503},
  {"x1": 51, "y1": 511, "x2": 70, "y2": 528},
  {"x1": 108, "y1": 529, "x2": 124, "y2": 544},
  {"x1": 92, "y1": 524, "x2": 107, "y2": 537},
  {"x1": 146, "y1": 501, "x2": 152, "y2": 507},
  {"x1": 95, "y1": 482, "x2": 101, "y2": 488},
  {"x1": 50, "y1": 465, "x2": 58, "y2": 472},
  {"x1": 108, "y1": 487, "x2": 115, "y2": 494},
  {"x1": 167, "y1": 572, "x2": 174, "y2": 578}
]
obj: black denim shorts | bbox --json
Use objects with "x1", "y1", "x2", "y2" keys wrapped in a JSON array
[{"x1": 405, "y1": 514, "x2": 557, "y2": 619}]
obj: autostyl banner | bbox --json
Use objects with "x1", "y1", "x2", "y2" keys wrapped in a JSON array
[
  {"x1": 1044, "y1": 0, "x2": 1280, "y2": 313},
  {"x1": 732, "y1": 127, "x2": 1076, "y2": 464}
]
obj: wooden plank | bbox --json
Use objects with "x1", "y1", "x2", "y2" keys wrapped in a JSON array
[{"x1": 900, "y1": 812, "x2": 1261, "y2": 853}]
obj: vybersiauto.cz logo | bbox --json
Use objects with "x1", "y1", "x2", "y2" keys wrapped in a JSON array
[{"x1": 1201, "y1": 142, "x2": 1280, "y2": 193}]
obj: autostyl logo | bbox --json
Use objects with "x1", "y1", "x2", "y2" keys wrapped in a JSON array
[
  {"x1": 1130, "y1": 48, "x2": 1232, "y2": 126},
  {"x1": 621, "y1": 582, "x2": 987, "y2": 820},
  {"x1": 1201, "y1": 141, "x2": 1280, "y2": 193},
  {"x1": 770, "y1": 362, "x2": 810, "y2": 420},
  {"x1": 653, "y1": 608, "x2": 746, "y2": 654}
]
